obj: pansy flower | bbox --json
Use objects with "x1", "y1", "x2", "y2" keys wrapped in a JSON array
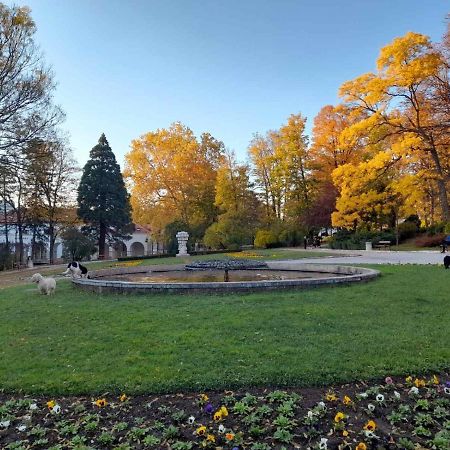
[
  {"x1": 196, "y1": 425, "x2": 206, "y2": 436},
  {"x1": 363, "y1": 420, "x2": 376, "y2": 431},
  {"x1": 343, "y1": 395, "x2": 352, "y2": 405},
  {"x1": 204, "y1": 403, "x2": 213, "y2": 414},
  {"x1": 334, "y1": 411, "x2": 345, "y2": 422},
  {"x1": 213, "y1": 410, "x2": 222, "y2": 421},
  {"x1": 225, "y1": 432, "x2": 235, "y2": 440},
  {"x1": 188, "y1": 415, "x2": 195, "y2": 425},
  {"x1": 356, "y1": 444, "x2": 367, "y2": 450},
  {"x1": 46, "y1": 400, "x2": 56, "y2": 409},
  {"x1": 325, "y1": 391, "x2": 338, "y2": 402},
  {"x1": 318, "y1": 437, "x2": 328, "y2": 449},
  {"x1": 218, "y1": 424, "x2": 225, "y2": 433},
  {"x1": 119, "y1": 394, "x2": 127, "y2": 402},
  {"x1": 94, "y1": 398, "x2": 107, "y2": 408}
]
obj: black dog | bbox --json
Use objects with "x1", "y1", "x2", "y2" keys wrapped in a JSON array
[
  {"x1": 62, "y1": 261, "x2": 89, "y2": 278},
  {"x1": 444, "y1": 255, "x2": 450, "y2": 269}
]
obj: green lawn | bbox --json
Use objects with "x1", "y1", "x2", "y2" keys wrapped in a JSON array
[{"x1": 0, "y1": 265, "x2": 448, "y2": 395}]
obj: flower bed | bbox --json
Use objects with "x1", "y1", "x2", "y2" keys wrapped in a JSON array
[{"x1": 0, "y1": 374, "x2": 449, "y2": 449}]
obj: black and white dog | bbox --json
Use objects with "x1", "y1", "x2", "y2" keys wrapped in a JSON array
[{"x1": 62, "y1": 261, "x2": 89, "y2": 278}]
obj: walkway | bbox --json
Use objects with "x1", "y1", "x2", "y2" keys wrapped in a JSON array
[{"x1": 274, "y1": 248, "x2": 447, "y2": 265}]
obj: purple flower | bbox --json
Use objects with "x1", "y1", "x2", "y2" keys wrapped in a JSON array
[
  {"x1": 445, "y1": 381, "x2": 450, "y2": 388},
  {"x1": 385, "y1": 376, "x2": 393, "y2": 385},
  {"x1": 204, "y1": 403, "x2": 213, "y2": 414}
]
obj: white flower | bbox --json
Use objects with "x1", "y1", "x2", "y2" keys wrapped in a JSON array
[
  {"x1": 394, "y1": 391, "x2": 401, "y2": 399},
  {"x1": 444, "y1": 387, "x2": 450, "y2": 395},
  {"x1": 367, "y1": 403, "x2": 375, "y2": 411},
  {"x1": 218, "y1": 424, "x2": 225, "y2": 433},
  {"x1": 409, "y1": 386, "x2": 419, "y2": 395},
  {"x1": 307, "y1": 410, "x2": 314, "y2": 418},
  {"x1": 52, "y1": 404, "x2": 61, "y2": 414},
  {"x1": 29, "y1": 403, "x2": 38, "y2": 410},
  {"x1": 376, "y1": 394, "x2": 384, "y2": 403},
  {"x1": 359, "y1": 392, "x2": 368, "y2": 398},
  {"x1": 364, "y1": 430, "x2": 379, "y2": 439},
  {"x1": 0, "y1": 420, "x2": 10, "y2": 428},
  {"x1": 319, "y1": 437, "x2": 328, "y2": 449},
  {"x1": 17, "y1": 424, "x2": 27, "y2": 432},
  {"x1": 318, "y1": 401, "x2": 326, "y2": 409},
  {"x1": 187, "y1": 415, "x2": 195, "y2": 425}
]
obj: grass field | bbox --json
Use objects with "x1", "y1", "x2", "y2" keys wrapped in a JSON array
[{"x1": 0, "y1": 264, "x2": 448, "y2": 395}]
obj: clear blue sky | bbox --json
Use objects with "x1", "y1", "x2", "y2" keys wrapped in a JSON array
[{"x1": 13, "y1": 0, "x2": 449, "y2": 169}]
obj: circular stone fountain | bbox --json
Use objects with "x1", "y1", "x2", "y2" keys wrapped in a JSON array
[{"x1": 72, "y1": 259, "x2": 379, "y2": 294}]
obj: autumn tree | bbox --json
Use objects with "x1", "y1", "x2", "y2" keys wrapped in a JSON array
[
  {"x1": 0, "y1": 4, "x2": 63, "y2": 165},
  {"x1": 310, "y1": 104, "x2": 364, "y2": 181},
  {"x1": 25, "y1": 137, "x2": 78, "y2": 263},
  {"x1": 78, "y1": 134, "x2": 132, "y2": 259},
  {"x1": 125, "y1": 122, "x2": 224, "y2": 236},
  {"x1": 248, "y1": 114, "x2": 311, "y2": 224},
  {"x1": 339, "y1": 31, "x2": 450, "y2": 221},
  {"x1": 204, "y1": 152, "x2": 260, "y2": 249}
]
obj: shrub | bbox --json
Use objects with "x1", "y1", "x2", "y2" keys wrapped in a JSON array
[
  {"x1": 398, "y1": 221, "x2": 418, "y2": 240},
  {"x1": 254, "y1": 230, "x2": 278, "y2": 249},
  {"x1": 329, "y1": 230, "x2": 396, "y2": 250},
  {"x1": 414, "y1": 233, "x2": 445, "y2": 248}
]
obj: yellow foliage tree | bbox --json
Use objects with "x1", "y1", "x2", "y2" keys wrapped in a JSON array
[
  {"x1": 124, "y1": 122, "x2": 224, "y2": 234},
  {"x1": 339, "y1": 31, "x2": 450, "y2": 221}
]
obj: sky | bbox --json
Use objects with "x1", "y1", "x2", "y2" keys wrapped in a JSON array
[{"x1": 11, "y1": 0, "x2": 450, "y2": 169}]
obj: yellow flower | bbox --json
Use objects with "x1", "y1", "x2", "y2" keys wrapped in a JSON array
[
  {"x1": 220, "y1": 405, "x2": 229, "y2": 417},
  {"x1": 46, "y1": 400, "x2": 56, "y2": 409},
  {"x1": 343, "y1": 395, "x2": 352, "y2": 405},
  {"x1": 196, "y1": 425, "x2": 206, "y2": 436},
  {"x1": 225, "y1": 432, "x2": 235, "y2": 441},
  {"x1": 200, "y1": 394, "x2": 209, "y2": 402},
  {"x1": 414, "y1": 378, "x2": 426, "y2": 388},
  {"x1": 431, "y1": 375, "x2": 439, "y2": 385},
  {"x1": 356, "y1": 444, "x2": 367, "y2": 450},
  {"x1": 325, "y1": 391, "x2": 338, "y2": 402},
  {"x1": 334, "y1": 412, "x2": 345, "y2": 422},
  {"x1": 363, "y1": 420, "x2": 377, "y2": 431},
  {"x1": 119, "y1": 394, "x2": 127, "y2": 402},
  {"x1": 405, "y1": 376, "x2": 412, "y2": 383},
  {"x1": 94, "y1": 398, "x2": 107, "y2": 408},
  {"x1": 342, "y1": 430, "x2": 349, "y2": 437},
  {"x1": 206, "y1": 434, "x2": 215, "y2": 442},
  {"x1": 213, "y1": 411, "x2": 222, "y2": 422}
]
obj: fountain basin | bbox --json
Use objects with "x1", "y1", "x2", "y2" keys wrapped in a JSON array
[{"x1": 72, "y1": 262, "x2": 379, "y2": 295}]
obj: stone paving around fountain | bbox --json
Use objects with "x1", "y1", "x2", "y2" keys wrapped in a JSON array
[{"x1": 278, "y1": 248, "x2": 447, "y2": 265}]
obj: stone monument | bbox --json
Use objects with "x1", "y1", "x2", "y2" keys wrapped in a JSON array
[{"x1": 176, "y1": 231, "x2": 190, "y2": 257}]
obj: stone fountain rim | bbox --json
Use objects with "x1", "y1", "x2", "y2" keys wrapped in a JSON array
[{"x1": 71, "y1": 262, "x2": 380, "y2": 294}]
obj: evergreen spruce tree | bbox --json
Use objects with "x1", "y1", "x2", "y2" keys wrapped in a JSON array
[{"x1": 77, "y1": 134, "x2": 132, "y2": 259}]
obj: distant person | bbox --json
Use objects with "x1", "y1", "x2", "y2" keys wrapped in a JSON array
[
  {"x1": 303, "y1": 236, "x2": 307, "y2": 249},
  {"x1": 441, "y1": 235, "x2": 450, "y2": 253}
]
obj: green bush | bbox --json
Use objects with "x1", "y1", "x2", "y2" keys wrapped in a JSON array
[
  {"x1": 329, "y1": 230, "x2": 396, "y2": 250},
  {"x1": 398, "y1": 221, "x2": 418, "y2": 240},
  {"x1": 254, "y1": 230, "x2": 278, "y2": 249}
]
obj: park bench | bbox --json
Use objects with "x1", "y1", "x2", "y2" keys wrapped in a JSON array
[{"x1": 373, "y1": 240, "x2": 391, "y2": 250}]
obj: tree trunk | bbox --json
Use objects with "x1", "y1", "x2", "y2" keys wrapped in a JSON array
[
  {"x1": 429, "y1": 147, "x2": 450, "y2": 222},
  {"x1": 49, "y1": 222, "x2": 54, "y2": 264},
  {"x1": 99, "y1": 222, "x2": 106, "y2": 259}
]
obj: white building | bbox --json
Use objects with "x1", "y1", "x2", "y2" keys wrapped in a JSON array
[{"x1": 0, "y1": 203, "x2": 163, "y2": 263}]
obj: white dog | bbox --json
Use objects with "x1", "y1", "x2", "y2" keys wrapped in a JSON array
[
  {"x1": 31, "y1": 273, "x2": 56, "y2": 295},
  {"x1": 62, "y1": 261, "x2": 89, "y2": 279}
]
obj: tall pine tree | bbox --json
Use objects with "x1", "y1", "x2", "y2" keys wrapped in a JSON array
[{"x1": 77, "y1": 134, "x2": 132, "y2": 259}]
